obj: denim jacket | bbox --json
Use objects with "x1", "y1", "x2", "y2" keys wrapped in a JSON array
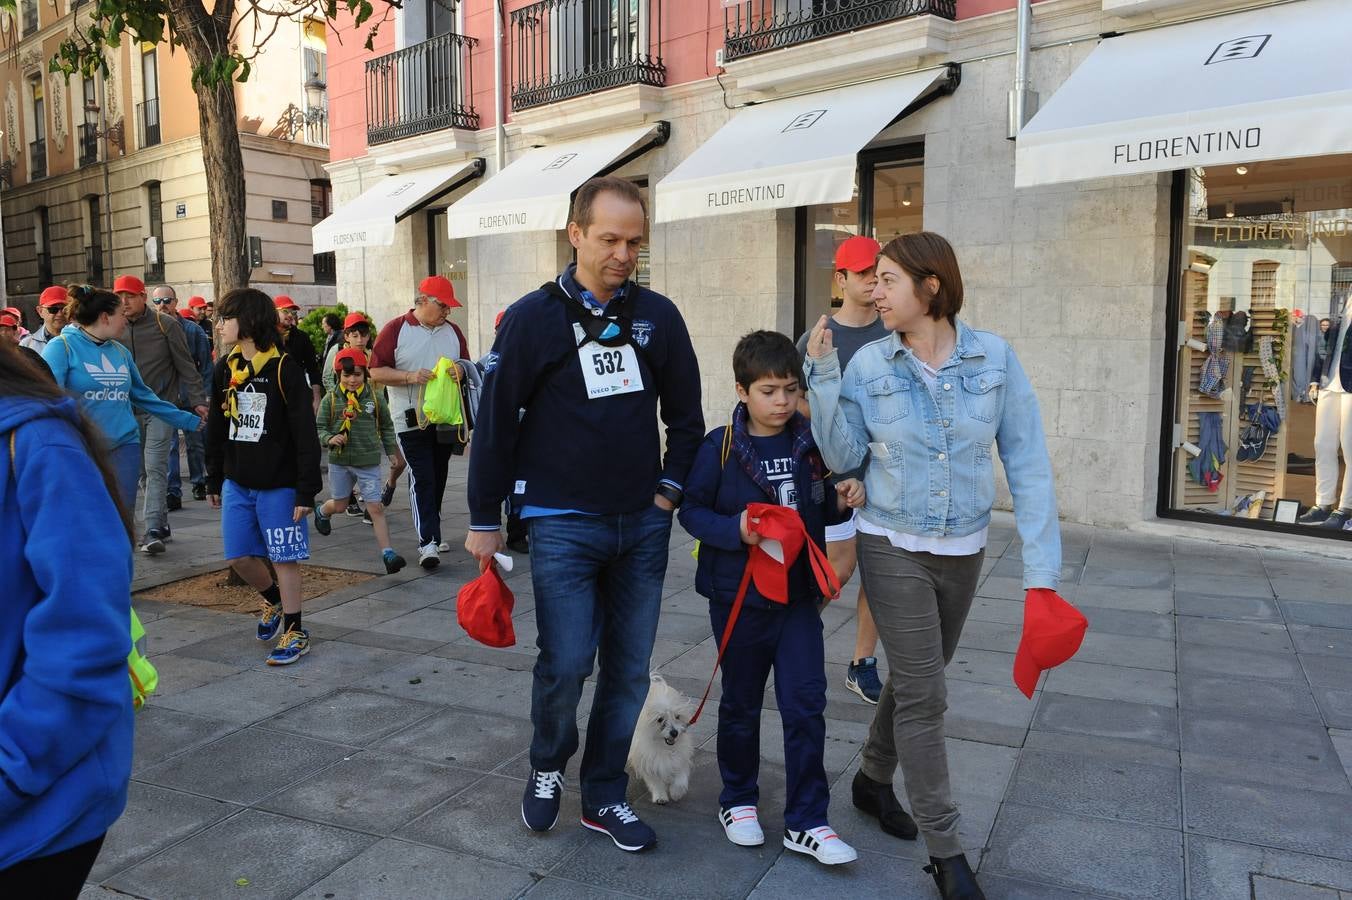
[{"x1": 804, "y1": 319, "x2": 1061, "y2": 589}]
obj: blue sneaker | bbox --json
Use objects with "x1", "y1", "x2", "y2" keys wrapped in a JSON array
[
  {"x1": 522, "y1": 769, "x2": 564, "y2": 832},
  {"x1": 256, "y1": 602, "x2": 283, "y2": 641},
  {"x1": 846, "y1": 657, "x2": 883, "y2": 705},
  {"x1": 266, "y1": 628, "x2": 310, "y2": 666},
  {"x1": 314, "y1": 508, "x2": 332, "y2": 536},
  {"x1": 581, "y1": 802, "x2": 656, "y2": 852},
  {"x1": 382, "y1": 549, "x2": 406, "y2": 575}
]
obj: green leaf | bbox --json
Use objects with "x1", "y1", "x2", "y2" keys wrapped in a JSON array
[{"x1": 234, "y1": 878, "x2": 250, "y2": 887}]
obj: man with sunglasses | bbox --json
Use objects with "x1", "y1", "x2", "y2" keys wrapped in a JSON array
[
  {"x1": 465, "y1": 177, "x2": 704, "y2": 853},
  {"x1": 152, "y1": 285, "x2": 214, "y2": 506},
  {"x1": 116, "y1": 274, "x2": 208, "y2": 553}
]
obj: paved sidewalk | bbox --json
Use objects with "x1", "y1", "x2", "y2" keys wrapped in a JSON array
[{"x1": 87, "y1": 457, "x2": 1352, "y2": 899}]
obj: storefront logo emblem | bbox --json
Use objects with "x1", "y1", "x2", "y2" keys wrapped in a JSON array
[
  {"x1": 544, "y1": 153, "x2": 578, "y2": 170},
  {"x1": 783, "y1": 110, "x2": 825, "y2": 133},
  {"x1": 1205, "y1": 35, "x2": 1270, "y2": 64}
]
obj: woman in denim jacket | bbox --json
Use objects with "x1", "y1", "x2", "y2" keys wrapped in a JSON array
[{"x1": 804, "y1": 232, "x2": 1060, "y2": 900}]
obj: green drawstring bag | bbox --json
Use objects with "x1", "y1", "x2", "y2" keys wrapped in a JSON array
[{"x1": 421, "y1": 357, "x2": 465, "y2": 427}]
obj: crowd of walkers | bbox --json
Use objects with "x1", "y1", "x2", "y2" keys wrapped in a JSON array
[{"x1": 0, "y1": 177, "x2": 1061, "y2": 900}]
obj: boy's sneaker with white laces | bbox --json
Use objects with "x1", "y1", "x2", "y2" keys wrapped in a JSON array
[
  {"x1": 784, "y1": 825, "x2": 858, "y2": 865},
  {"x1": 522, "y1": 769, "x2": 564, "y2": 832},
  {"x1": 313, "y1": 508, "x2": 332, "y2": 536},
  {"x1": 256, "y1": 602, "x2": 283, "y2": 641},
  {"x1": 581, "y1": 802, "x2": 656, "y2": 852},
  {"x1": 418, "y1": 542, "x2": 440, "y2": 570},
  {"x1": 719, "y1": 806, "x2": 765, "y2": 847},
  {"x1": 846, "y1": 657, "x2": 883, "y2": 705}
]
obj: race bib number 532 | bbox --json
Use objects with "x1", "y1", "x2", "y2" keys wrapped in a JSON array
[{"x1": 578, "y1": 344, "x2": 644, "y2": 399}]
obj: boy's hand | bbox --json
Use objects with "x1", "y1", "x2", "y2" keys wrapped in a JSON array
[
  {"x1": 739, "y1": 510, "x2": 762, "y2": 545},
  {"x1": 329, "y1": 434, "x2": 347, "y2": 447},
  {"x1": 293, "y1": 506, "x2": 311, "y2": 523},
  {"x1": 836, "y1": 478, "x2": 866, "y2": 509},
  {"x1": 390, "y1": 453, "x2": 406, "y2": 471},
  {"x1": 208, "y1": 494, "x2": 221, "y2": 509},
  {"x1": 805, "y1": 315, "x2": 834, "y2": 359}
]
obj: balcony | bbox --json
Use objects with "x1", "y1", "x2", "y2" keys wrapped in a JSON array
[
  {"x1": 79, "y1": 123, "x2": 99, "y2": 167},
  {"x1": 509, "y1": 0, "x2": 664, "y2": 113},
  {"x1": 723, "y1": 0, "x2": 956, "y2": 62},
  {"x1": 313, "y1": 251, "x2": 336, "y2": 285},
  {"x1": 366, "y1": 32, "x2": 479, "y2": 146},
  {"x1": 28, "y1": 139, "x2": 45, "y2": 180},
  {"x1": 137, "y1": 99, "x2": 161, "y2": 148}
]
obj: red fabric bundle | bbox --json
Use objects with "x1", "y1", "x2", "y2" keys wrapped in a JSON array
[
  {"x1": 1013, "y1": 588, "x2": 1088, "y2": 698},
  {"x1": 457, "y1": 563, "x2": 516, "y2": 648},
  {"x1": 743, "y1": 502, "x2": 841, "y2": 604}
]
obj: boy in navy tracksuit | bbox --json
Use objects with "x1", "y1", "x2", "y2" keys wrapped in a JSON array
[{"x1": 678, "y1": 330, "x2": 862, "y2": 866}]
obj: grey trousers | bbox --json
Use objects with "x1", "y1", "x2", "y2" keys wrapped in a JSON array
[
  {"x1": 856, "y1": 533, "x2": 985, "y2": 859},
  {"x1": 138, "y1": 413, "x2": 174, "y2": 535}
]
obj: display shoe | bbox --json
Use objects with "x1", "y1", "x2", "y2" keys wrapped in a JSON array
[
  {"x1": 922, "y1": 854, "x2": 986, "y2": 900},
  {"x1": 1318, "y1": 509, "x2": 1351, "y2": 530},
  {"x1": 1298, "y1": 505, "x2": 1333, "y2": 525}
]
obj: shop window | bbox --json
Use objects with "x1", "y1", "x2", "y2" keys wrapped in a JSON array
[
  {"x1": 144, "y1": 182, "x2": 165, "y2": 282},
  {"x1": 427, "y1": 208, "x2": 470, "y2": 334},
  {"x1": 1166, "y1": 155, "x2": 1352, "y2": 538}
]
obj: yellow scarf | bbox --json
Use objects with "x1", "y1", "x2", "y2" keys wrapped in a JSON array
[
  {"x1": 338, "y1": 388, "x2": 362, "y2": 434},
  {"x1": 223, "y1": 345, "x2": 281, "y2": 421}
]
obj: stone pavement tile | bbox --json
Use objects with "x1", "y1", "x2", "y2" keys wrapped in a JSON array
[
  {"x1": 374, "y1": 706, "x2": 536, "y2": 772},
  {"x1": 968, "y1": 596, "x2": 1025, "y2": 625},
  {"x1": 979, "y1": 873, "x2": 1114, "y2": 898},
  {"x1": 1178, "y1": 674, "x2": 1323, "y2": 724},
  {"x1": 1022, "y1": 731, "x2": 1180, "y2": 768},
  {"x1": 1175, "y1": 591, "x2": 1282, "y2": 622},
  {"x1": 1182, "y1": 712, "x2": 1347, "y2": 788},
  {"x1": 141, "y1": 653, "x2": 243, "y2": 699},
  {"x1": 1291, "y1": 625, "x2": 1352, "y2": 658},
  {"x1": 1079, "y1": 565, "x2": 1174, "y2": 590},
  {"x1": 1314, "y1": 688, "x2": 1352, "y2": 730},
  {"x1": 431, "y1": 639, "x2": 540, "y2": 673},
  {"x1": 1177, "y1": 616, "x2": 1294, "y2": 652},
  {"x1": 330, "y1": 628, "x2": 449, "y2": 654},
  {"x1": 946, "y1": 648, "x2": 1018, "y2": 687},
  {"x1": 954, "y1": 619, "x2": 1022, "y2": 654},
  {"x1": 983, "y1": 803, "x2": 1183, "y2": 899},
  {"x1": 306, "y1": 593, "x2": 440, "y2": 629},
  {"x1": 1303, "y1": 653, "x2": 1352, "y2": 689},
  {"x1": 752, "y1": 711, "x2": 867, "y2": 778},
  {"x1": 79, "y1": 886, "x2": 129, "y2": 898},
  {"x1": 1003, "y1": 748, "x2": 1180, "y2": 828},
  {"x1": 823, "y1": 782, "x2": 995, "y2": 863},
  {"x1": 522, "y1": 877, "x2": 647, "y2": 898},
  {"x1": 747, "y1": 846, "x2": 939, "y2": 899},
  {"x1": 989, "y1": 557, "x2": 1085, "y2": 584},
  {"x1": 1186, "y1": 835, "x2": 1352, "y2": 900},
  {"x1": 1178, "y1": 643, "x2": 1305, "y2": 683},
  {"x1": 551, "y1": 804, "x2": 777, "y2": 899},
  {"x1": 106, "y1": 809, "x2": 375, "y2": 900},
  {"x1": 1068, "y1": 584, "x2": 1173, "y2": 615},
  {"x1": 1170, "y1": 550, "x2": 1267, "y2": 577},
  {"x1": 976, "y1": 575, "x2": 1026, "y2": 601},
  {"x1": 292, "y1": 838, "x2": 537, "y2": 900},
  {"x1": 1330, "y1": 730, "x2": 1352, "y2": 781},
  {"x1": 643, "y1": 748, "x2": 788, "y2": 817},
  {"x1": 90, "y1": 782, "x2": 240, "y2": 881},
  {"x1": 945, "y1": 679, "x2": 1037, "y2": 747},
  {"x1": 1075, "y1": 606, "x2": 1174, "y2": 640},
  {"x1": 1174, "y1": 573, "x2": 1274, "y2": 599},
  {"x1": 369, "y1": 606, "x2": 464, "y2": 643},
  {"x1": 353, "y1": 656, "x2": 537, "y2": 712},
  {"x1": 152, "y1": 668, "x2": 338, "y2": 725},
  {"x1": 363, "y1": 576, "x2": 458, "y2": 606},
  {"x1": 136, "y1": 726, "x2": 354, "y2": 805},
  {"x1": 1183, "y1": 773, "x2": 1352, "y2": 859},
  {"x1": 261, "y1": 688, "x2": 441, "y2": 745},
  {"x1": 657, "y1": 611, "x2": 721, "y2": 644},
  {"x1": 1032, "y1": 692, "x2": 1178, "y2": 750},
  {"x1": 272, "y1": 639, "x2": 409, "y2": 689},
  {"x1": 1281, "y1": 600, "x2": 1352, "y2": 629},
  {"x1": 396, "y1": 773, "x2": 591, "y2": 871},
  {"x1": 132, "y1": 598, "x2": 184, "y2": 622},
  {"x1": 1042, "y1": 660, "x2": 1176, "y2": 706},
  {"x1": 258, "y1": 750, "x2": 482, "y2": 834},
  {"x1": 131, "y1": 706, "x2": 240, "y2": 773},
  {"x1": 142, "y1": 613, "x2": 246, "y2": 655},
  {"x1": 1252, "y1": 875, "x2": 1342, "y2": 899},
  {"x1": 1269, "y1": 576, "x2": 1352, "y2": 603},
  {"x1": 1071, "y1": 632, "x2": 1175, "y2": 672}
]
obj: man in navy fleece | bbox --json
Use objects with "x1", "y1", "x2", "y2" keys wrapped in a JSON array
[{"x1": 465, "y1": 176, "x2": 703, "y2": 853}]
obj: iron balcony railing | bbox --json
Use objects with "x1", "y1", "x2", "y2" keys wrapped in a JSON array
[
  {"x1": 137, "y1": 99, "x2": 161, "y2": 148},
  {"x1": 78, "y1": 123, "x2": 99, "y2": 167},
  {"x1": 28, "y1": 139, "x2": 45, "y2": 180},
  {"x1": 366, "y1": 32, "x2": 479, "y2": 146},
  {"x1": 510, "y1": 0, "x2": 664, "y2": 112},
  {"x1": 313, "y1": 251, "x2": 336, "y2": 285},
  {"x1": 723, "y1": 0, "x2": 956, "y2": 62}
]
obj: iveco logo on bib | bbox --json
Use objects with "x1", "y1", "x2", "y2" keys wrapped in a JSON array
[
  {"x1": 782, "y1": 110, "x2": 825, "y2": 133},
  {"x1": 1205, "y1": 35, "x2": 1270, "y2": 64}
]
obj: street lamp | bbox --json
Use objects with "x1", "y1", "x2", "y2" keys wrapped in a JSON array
[
  {"x1": 280, "y1": 73, "x2": 328, "y2": 141},
  {"x1": 83, "y1": 101, "x2": 125, "y2": 153}
]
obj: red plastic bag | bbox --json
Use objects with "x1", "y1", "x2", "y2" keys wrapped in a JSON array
[
  {"x1": 457, "y1": 563, "x2": 516, "y2": 648},
  {"x1": 1013, "y1": 588, "x2": 1088, "y2": 698}
]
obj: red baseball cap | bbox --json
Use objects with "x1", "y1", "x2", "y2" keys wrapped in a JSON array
[
  {"x1": 273, "y1": 295, "x2": 300, "y2": 311},
  {"x1": 342, "y1": 311, "x2": 368, "y2": 330},
  {"x1": 1013, "y1": 589, "x2": 1089, "y2": 698},
  {"x1": 494, "y1": 310, "x2": 505, "y2": 330},
  {"x1": 3, "y1": 306, "x2": 21, "y2": 319},
  {"x1": 334, "y1": 347, "x2": 369, "y2": 372},
  {"x1": 834, "y1": 235, "x2": 882, "y2": 273},
  {"x1": 113, "y1": 274, "x2": 146, "y2": 295},
  {"x1": 0, "y1": 311, "x2": 18, "y2": 328},
  {"x1": 39, "y1": 286, "x2": 69, "y2": 308},
  {"x1": 187, "y1": 296, "x2": 207, "y2": 309},
  {"x1": 178, "y1": 307, "x2": 197, "y2": 319},
  {"x1": 419, "y1": 275, "x2": 461, "y2": 308}
]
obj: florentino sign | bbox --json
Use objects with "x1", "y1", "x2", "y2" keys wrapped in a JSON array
[{"x1": 1114, "y1": 127, "x2": 1261, "y2": 165}]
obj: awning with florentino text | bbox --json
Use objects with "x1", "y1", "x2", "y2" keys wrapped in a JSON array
[{"x1": 312, "y1": 160, "x2": 484, "y2": 252}]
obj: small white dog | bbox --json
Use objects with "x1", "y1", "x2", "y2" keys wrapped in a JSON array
[{"x1": 626, "y1": 674, "x2": 696, "y2": 804}]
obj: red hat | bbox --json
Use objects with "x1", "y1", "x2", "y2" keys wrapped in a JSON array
[
  {"x1": 273, "y1": 295, "x2": 300, "y2": 311},
  {"x1": 834, "y1": 235, "x2": 882, "y2": 273},
  {"x1": 178, "y1": 307, "x2": 197, "y2": 319},
  {"x1": 3, "y1": 306, "x2": 21, "y2": 320},
  {"x1": 457, "y1": 563, "x2": 516, "y2": 648},
  {"x1": 418, "y1": 275, "x2": 461, "y2": 308},
  {"x1": 494, "y1": 310, "x2": 506, "y2": 330},
  {"x1": 0, "y1": 311, "x2": 18, "y2": 328},
  {"x1": 39, "y1": 286, "x2": 69, "y2": 308},
  {"x1": 742, "y1": 503, "x2": 840, "y2": 605},
  {"x1": 342, "y1": 311, "x2": 368, "y2": 330},
  {"x1": 187, "y1": 296, "x2": 207, "y2": 309},
  {"x1": 1013, "y1": 589, "x2": 1088, "y2": 698},
  {"x1": 333, "y1": 347, "x2": 369, "y2": 372},
  {"x1": 112, "y1": 274, "x2": 146, "y2": 295}
]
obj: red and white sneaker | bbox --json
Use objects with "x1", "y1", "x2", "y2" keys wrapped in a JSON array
[
  {"x1": 783, "y1": 825, "x2": 858, "y2": 865},
  {"x1": 719, "y1": 806, "x2": 764, "y2": 847}
]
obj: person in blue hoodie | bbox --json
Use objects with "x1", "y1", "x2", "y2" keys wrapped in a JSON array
[
  {"x1": 0, "y1": 343, "x2": 134, "y2": 896},
  {"x1": 42, "y1": 286, "x2": 202, "y2": 523}
]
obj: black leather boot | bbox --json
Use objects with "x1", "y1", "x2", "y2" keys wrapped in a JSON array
[
  {"x1": 923, "y1": 854, "x2": 986, "y2": 900},
  {"x1": 851, "y1": 770, "x2": 918, "y2": 839}
]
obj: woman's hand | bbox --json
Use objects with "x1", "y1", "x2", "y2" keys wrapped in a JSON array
[
  {"x1": 805, "y1": 315, "x2": 835, "y2": 359},
  {"x1": 836, "y1": 478, "x2": 866, "y2": 509},
  {"x1": 329, "y1": 434, "x2": 347, "y2": 447},
  {"x1": 739, "y1": 509, "x2": 762, "y2": 545}
]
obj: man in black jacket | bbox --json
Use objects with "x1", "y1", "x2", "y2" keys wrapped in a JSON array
[{"x1": 466, "y1": 177, "x2": 703, "y2": 852}]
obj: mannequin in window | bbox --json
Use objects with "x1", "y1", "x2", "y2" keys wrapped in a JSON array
[{"x1": 1299, "y1": 295, "x2": 1352, "y2": 529}]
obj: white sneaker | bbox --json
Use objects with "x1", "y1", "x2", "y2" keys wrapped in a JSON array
[
  {"x1": 719, "y1": 806, "x2": 765, "y2": 847},
  {"x1": 783, "y1": 825, "x2": 858, "y2": 865},
  {"x1": 418, "y1": 542, "x2": 440, "y2": 570}
]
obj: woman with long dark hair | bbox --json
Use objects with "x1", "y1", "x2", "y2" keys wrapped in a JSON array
[{"x1": 0, "y1": 342, "x2": 135, "y2": 897}]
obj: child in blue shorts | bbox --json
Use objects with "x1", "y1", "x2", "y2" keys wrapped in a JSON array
[{"x1": 205, "y1": 288, "x2": 323, "y2": 666}]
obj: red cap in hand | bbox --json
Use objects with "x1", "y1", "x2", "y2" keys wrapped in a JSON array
[{"x1": 1013, "y1": 589, "x2": 1087, "y2": 698}]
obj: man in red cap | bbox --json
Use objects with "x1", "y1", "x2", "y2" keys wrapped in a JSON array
[
  {"x1": 115, "y1": 273, "x2": 208, "y2": 553},
  {"x1": 273, "y1": 295, "x2": 322, "y2": 409},
  {"x1": 187, "y1": 296, "x2": 213, "y2": 351},
  {"x1": 795, "y1": 234, "x2": 888, "y2": 706},
  {"x1": 368, "y1": 274, "x2": 470, "y2": 569},
  {"x1": 0, "y1": 309, "x2": 22, "y2": 346},
  {"x1": 21, "y1": 287, "x2": 69, "y2": 355}
]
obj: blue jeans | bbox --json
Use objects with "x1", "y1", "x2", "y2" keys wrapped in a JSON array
[
  {"x1": 527, "y1": 505, "x2": 673, "y2": 807},
  {"x1": 167, "y1": 428, "x2": 205, "y2": 496},
  {"x1": 109, "y1": 442, "x2": 142, "y2": 514}
]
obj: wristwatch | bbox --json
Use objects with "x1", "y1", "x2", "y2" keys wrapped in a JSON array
[{"x1": 655, "y1": 483, "x2": 684, "y2": 508}]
